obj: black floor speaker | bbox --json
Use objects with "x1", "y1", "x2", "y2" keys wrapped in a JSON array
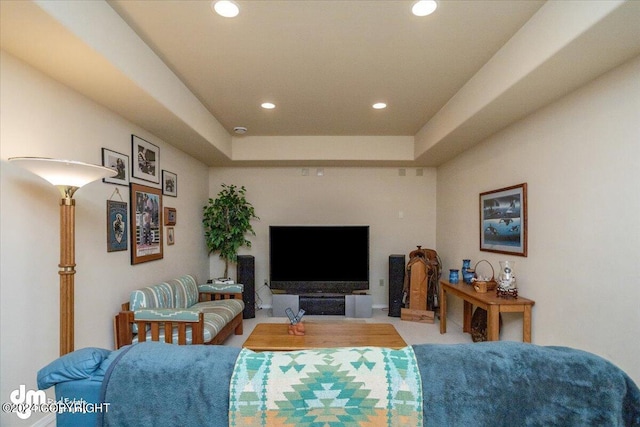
[
  {"x1": 237, "y1": 255, "x2": 255, "y2": 319},
  {"x1": 388, "y1": 254, "x2": 406, "y2": 317}
]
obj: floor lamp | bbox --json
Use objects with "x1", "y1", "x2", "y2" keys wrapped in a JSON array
[{"x1": 9, "y1": 157, "x2": 116, "y2": 356}]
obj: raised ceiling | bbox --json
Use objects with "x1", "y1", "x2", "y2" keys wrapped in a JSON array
[
  {"x1": 1, "y1": 1, "x2": 639, "y2": 166},
  {"x1": 107, "y1": 0, "x2": 543, "y2": 137}
]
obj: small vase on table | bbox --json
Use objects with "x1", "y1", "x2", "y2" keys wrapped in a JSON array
[{"x1": 449, "y1": 269, "x2": 459, "y2": 284}]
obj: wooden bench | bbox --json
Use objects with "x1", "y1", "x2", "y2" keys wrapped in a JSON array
[{"x1": 113, "y1": 276, "x2": 244, "y2": 349}]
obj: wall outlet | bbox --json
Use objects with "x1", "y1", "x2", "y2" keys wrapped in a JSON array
[{"x1": 379, "y1": 279, "x2": 384, "y2": 287}]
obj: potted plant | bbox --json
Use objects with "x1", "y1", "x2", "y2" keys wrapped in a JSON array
[{"x1": 203, "y1": 184, "x2": 259, "y2": 279}]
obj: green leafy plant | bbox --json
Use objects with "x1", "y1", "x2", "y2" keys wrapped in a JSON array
[{"x1": 203, "y1": 184, "x2": 259, "y2": 278}]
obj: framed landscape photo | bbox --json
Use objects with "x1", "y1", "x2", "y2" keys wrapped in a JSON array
[
  {"x1": 480, "y1": 183, "x2": 527, "y2": 257},
  {"x1": 162, "y1": 170, "x2": 177, "y2": 197},
  {"x1": 130, "y1": 183, "x2": 163, "y2": 264},
  {"x1": 106, "y1": 200, "x2": 128, "y2": 252},
  {"x1": 131, "y1": 135, "x2": 160, "y2": 183},
  {"x1": 101, "y1": 148, "x2": 129, "y2": 186}
]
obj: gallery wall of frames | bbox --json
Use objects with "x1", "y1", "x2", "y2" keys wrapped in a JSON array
[{"x1": 102, "y1": 135, "x2": 178, "y2": 264}]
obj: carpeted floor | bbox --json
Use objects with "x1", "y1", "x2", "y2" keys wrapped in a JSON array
[{"x1": 224, "y1": 306, "x2": 469, "y2": 348}]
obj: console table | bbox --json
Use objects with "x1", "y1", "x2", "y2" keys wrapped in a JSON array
[{"x1": 439, "y1": 280, "x2": 535, "y2": 342}]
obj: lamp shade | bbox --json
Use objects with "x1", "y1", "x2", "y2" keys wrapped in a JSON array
[{"x1": 9, "y1": 157, "x2": 116, "y2": 189}]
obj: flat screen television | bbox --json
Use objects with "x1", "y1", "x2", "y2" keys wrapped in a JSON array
[{"x1": 269, "y1": 225, "x2": 369, "y2": 294}]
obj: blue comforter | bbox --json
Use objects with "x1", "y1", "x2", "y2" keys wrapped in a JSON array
[{"x1": 94, "y1": 341, "x2": 640, "y2": 426}]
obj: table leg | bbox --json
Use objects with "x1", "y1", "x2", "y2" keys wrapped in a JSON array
[
  {"x1": 463, "y1": 301, "x2": 472, "y2": 333},
  {"x1": 487, "y1": 305, "x2": 500, "y2": 341},
  {"x1": 523, "y1": 305, "x2": 532, "y2": 343},
  {"x1": 439, "y1": 286, "x2": 447, "y2": 334}
]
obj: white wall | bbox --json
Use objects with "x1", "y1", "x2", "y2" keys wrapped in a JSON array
[
  {"x1": 0, "y1": 52, "x2": 210, "y2": 426},
  {"x1": 436, "y1": 55, "x2": 640, "y2": 384},
  {"x1": 2, "y1": 46, "x2": 638, "y2": 426},
  {"x1": 208, "y1": 167, "x2": 437, "y2": 308}
]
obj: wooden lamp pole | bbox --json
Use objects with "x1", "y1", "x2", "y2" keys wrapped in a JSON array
[
  {"x1": 9, "y1": 158, "x2": 116, "y2": 356},
  {"x1": 59, "y1": 189, "x2": 77, "y2": 356}
]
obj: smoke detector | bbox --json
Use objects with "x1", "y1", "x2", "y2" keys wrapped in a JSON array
[{"x1": 233, "y1": 126, "x2": 247, "y2": 134}]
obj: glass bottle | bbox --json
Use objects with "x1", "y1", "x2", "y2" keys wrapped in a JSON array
[{"x1": 498, "y1": 261, "x2": 517, "y2": 290}]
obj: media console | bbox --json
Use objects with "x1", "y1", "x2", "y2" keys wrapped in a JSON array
[{"x1": 271, "y1": 293, "x2": 372, "y2": 318}]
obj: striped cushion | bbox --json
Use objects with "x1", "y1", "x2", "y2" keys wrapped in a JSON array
[
  {"x1": 132, "y1": 301, "x2": 243, "y2": 345},
  {"x1": 134, "y1": 308, "x2": 201, "y2": 322},
  {"x1": 193, "y1": 299, "x2": 245, "y2": 333},
  {"x1": 130, "y1": 283, "x2": 175, "y2": 311},
  {"x1": 129, "y1": 283, "x2": 175, "y2": 333},
  {"x1": 198, "y1": 283, "x2": 244, "y2": 294},
  {"x1": 169, "y1": 275, "x2": 200, "y2": 308}
]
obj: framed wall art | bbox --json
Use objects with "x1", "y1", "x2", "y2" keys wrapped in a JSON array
[
  {"x1": 130, "y1": 183, "x2": 163, "y2": 264},
  {"x1": 131, "y1": 135, "x2": 160, "y2": 183},
  {"x1": 106, "y1": 200, "x2": 128, "y2": 252},
  {"x1": 167, "y1": 227, "x2": 175, "y2": 245},
  {"x1": 480, "y1": 183, "x2": 527, "y2": 257},
  {"x1": 102, "y1": 148, "x2": 129, "y2": 186},
  {"x1": 164, "y1": 207, "x2": 176, "y2": 226},
  {"x1": 162, "y1": 170, "x2": 177, "y2": 197}
]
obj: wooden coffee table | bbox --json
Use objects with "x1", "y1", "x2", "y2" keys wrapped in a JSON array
[{"x1": 242, "y1": 322, "x2": 407, "y2": 351}]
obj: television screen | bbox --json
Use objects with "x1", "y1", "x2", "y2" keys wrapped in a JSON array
[{"x1": 269, "y1": 225, "x2": 369, "y2": 294}]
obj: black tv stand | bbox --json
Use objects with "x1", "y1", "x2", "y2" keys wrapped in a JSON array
[
  {"x1": 271, "y1": 293, "x2": 372, "y2": 318},
  {"x1": 299, "y1": 294, "x2": 345, "y2": 315}
]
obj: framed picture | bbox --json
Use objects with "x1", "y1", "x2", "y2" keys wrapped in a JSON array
[
  {"x1": 164, "y1": 207, "x2": 176, "y2": 225},
  {"x1": 131, "y1": 135, "x2": 160, "y2": 183},
  {"x1": 480, "y1": 183, "x2": 527, "y2": 257},
  {"x1": 101, "y1": 148, "x2": 129, "y2": 186},
  {"x1": 130, "y1": 183, "x2": 163, "y2": 264},
  {"x1": 167, "y1": 227, "x2": 175, "y2": 245},
  {"x1": 106, "y1": 200, "x2": 128, "y2": 252},
  {"x1": 162, "y1": 170, "x2": 177, "y2": 197}
]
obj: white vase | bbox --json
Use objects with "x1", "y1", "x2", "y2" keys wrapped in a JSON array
[{"x1": 498, "y1": 261, "x2": 517, "y2": 290}]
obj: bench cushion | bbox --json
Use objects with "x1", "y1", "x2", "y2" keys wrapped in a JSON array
[
  {"x1": 130, "y1": 283, "x2": 175, "y2": 311},
  {"x1": 168, "y1": 275, "x2": 200, "y2": 308},
  {"x1": 132, "y1": 299, "x2": 244, "y2": 344},
  {"x1": 129, "y1": 282, "x2": 175, "y2": 333},
  {"x1": 196, "y1": 299, "x2": 245, "y2": 336},
  {"x1": 198, "y1": 283, "x2": 244, "y2": 294},
  {"x1": 134, "y1": 308, "x2": 201, "y2": 322}
]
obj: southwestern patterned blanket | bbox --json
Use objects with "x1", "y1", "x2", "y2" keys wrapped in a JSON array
[{"x1": 229, "y1": 346, "x2": 422, "y2": 426}]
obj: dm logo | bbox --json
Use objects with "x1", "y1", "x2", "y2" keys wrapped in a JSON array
[{"x1": 9, "y1": 385, "x2": 47, "y2": 420}]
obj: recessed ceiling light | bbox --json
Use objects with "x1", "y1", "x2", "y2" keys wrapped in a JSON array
[
  {"x1": 372, "y1": 102, "x2": 387, "y2": 110},
  {"x1": 261, "y1": 102, "x2": 276, "y2": 109},
  {"x1": 212, "y1": 1, "x2": 239, "y2": 18},
  {"x1": 412, "y1": 0, "x2": 437, "y2": 17}
]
